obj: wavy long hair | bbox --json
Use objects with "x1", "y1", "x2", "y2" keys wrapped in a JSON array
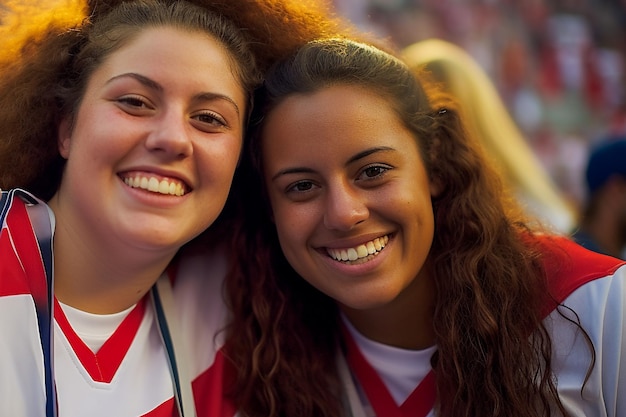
[{"x1": 225, "y1": 38, "x2": 581, "y2": 417}]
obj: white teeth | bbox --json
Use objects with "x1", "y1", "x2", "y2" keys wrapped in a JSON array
[
  {"x1": 148, "y1": 177, "x2": 159, "y2": 192},
  {"x1": 123, "y1": 175, "x2": 185, "y2": 196},
  {"x1": 158, "y1": 180, "x2": 170, "y2": 194},
  {"x1": 327, "y1": 236, "x2": 389, "y2": 262}
]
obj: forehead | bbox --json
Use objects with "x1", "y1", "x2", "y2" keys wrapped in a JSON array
[
  {"x1": 261, "y1": 84, "x2": 414, "y2": 156},
  {"x1": 270, "y1": 83, "x2": 392, "y2": 123},
  {"x1": 263, "y1": 84, "x2": 407, "y2": 144},
  {"x1": 91, "y1": 26, "x2": 246, "y2": 103}
]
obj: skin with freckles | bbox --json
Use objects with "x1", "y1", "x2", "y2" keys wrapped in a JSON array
[
  {"x1": 262, "y1": 85, "x2": 438, "y2": 346},
  {"x1": 48, "y1": 27, "x2": 246, "y2": 313}
]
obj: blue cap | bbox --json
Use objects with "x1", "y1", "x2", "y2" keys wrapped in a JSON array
[{"x1": 585, "y1": 137, "x2": 626, "y2": 194}]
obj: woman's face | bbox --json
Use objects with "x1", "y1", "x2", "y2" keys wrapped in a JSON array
[
  {"x1": 51, "y1": 26, "x2": 246, "y2": 254},
  {"x1": 262, "y1": 84, "x2": 438, "y2": 314}
]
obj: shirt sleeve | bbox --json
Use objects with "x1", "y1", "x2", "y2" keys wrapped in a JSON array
[{"x1": 547, "y1": 265, "x2": 625, "y2": 417}]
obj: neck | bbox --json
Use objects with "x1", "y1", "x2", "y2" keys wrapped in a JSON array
[
  {"x1": 54, "y1": 260, "x2": 170, "y2": 315},
  {"x1": 51, "y1": 216, "x2": 175, "y2": 315},
  {"x1": 341, "y1": 270, "x2": 436, "y2": 350}
]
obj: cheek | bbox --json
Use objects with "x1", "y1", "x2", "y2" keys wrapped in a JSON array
[
  {"x1": 68, "y1": 128, "x2": 134, "y2": 174},
  {"x1": 272, "y1": 204, "x2": 309, "y2": 255},
  {"x1": 385, "y1": 185, "x2": 435, "y2": 234},
  {"x1": 199, "y1": 140, "x2": 242, "y2": 180}
]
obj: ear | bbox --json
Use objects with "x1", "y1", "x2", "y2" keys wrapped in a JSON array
[{"x1": 57, "y1": 117, "x2": 72, "y2": 159}]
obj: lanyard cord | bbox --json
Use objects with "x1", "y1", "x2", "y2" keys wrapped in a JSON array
[
  {"x1": 1, "y1": 189, "x2": 56, "y2": 417},
  {"x1": 1, "y1": 189, "x2": 196, "y2": 417},
  {"x1": 151, "y1": 274, "x2": 198, "y2": 417}
]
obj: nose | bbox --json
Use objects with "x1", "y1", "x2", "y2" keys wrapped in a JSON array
[
  {"x1": 144, "y1": 110, "x2": 193, "y2": 158},
  {"x1": 323, "y1": 183, "x2": 369, "y2": 231}
]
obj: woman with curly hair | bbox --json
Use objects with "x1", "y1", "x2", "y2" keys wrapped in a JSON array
[
  {"x1": 0, "y1": 1, "x2": 350, "y2": 416},
  {"x1": 226, "y1": 37, "x2": 626, "y2": 417}
]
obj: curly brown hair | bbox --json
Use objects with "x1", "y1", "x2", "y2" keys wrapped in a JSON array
[
  {"x1": 225, "y1": 38, "x2": 584, "y2": 417},
  {"x1": 0, "y1": 0, "x2": 352, "y2": 200}
]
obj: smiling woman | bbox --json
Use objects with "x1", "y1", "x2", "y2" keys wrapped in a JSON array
[
  {"x1": 261, "y1": 84, "x2": 436, "y2": 315},
  {"x1": 50, "y1": 25, "x2": 246, "y2": 267},
  {"x1": 0, "y1": 0, "x2": 350, "y2": 416},
  {"x1": 226, "y1": 37, "x2": 626, "y2": 417},
  {"x1": 0, "y1": 2, "x2": 253, "y2": 416}
]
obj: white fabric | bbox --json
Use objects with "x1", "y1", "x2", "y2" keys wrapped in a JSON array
[
  {"x1": 58, "y1": 301, "x2": 133, "y2": 352},
  {"x1": 0, "y1": 250, "x2": 233, "y2": 417},
  {"x1": 341, "y1": 315, "x2": 436, "y2": 405},
  {"x1": 341, "y1": 266, "x2": 626, "y2": 417},
  {"x1": 0, "y1": 195, "x2": 237, "y2": 417},
  {"x1": 547, "y1": 269, "x2": 626, "y2": 417}
]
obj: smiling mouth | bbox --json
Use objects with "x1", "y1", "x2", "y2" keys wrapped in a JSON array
[
  {"x1": 121, "y1": 174, "x2": 187, "y2": 196},
  {"x1": 326, "y1": 235, "x2": 389, "y2": 263}
]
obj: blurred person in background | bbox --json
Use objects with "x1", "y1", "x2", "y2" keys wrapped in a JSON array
[
  {"x1": 402, "y1": 38, "x2": 577, "y2": 234},
  {"x1": 572, "y1": 137, "x2": 626, "y2": 259}
]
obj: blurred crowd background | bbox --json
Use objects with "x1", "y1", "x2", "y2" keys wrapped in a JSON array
[
  {"x1": 329, "y1": 0, "x2": 626, "y2": 210},
  {"x1": 2, "y1": 0, "x2": 625, "y2": 222}
]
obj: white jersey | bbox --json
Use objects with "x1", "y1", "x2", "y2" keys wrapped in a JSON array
[
  {"x1": 339, "y1": 238, "x2": 626, "y2": 417},
  {"x1": 0, "y1": 189, "x2": 237, "y2": 417}
]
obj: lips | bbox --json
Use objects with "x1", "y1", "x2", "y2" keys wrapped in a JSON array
[
  {"x1": 326, "y1": 235, "x2": 389, "y2": 262},
  {"x1": 121, "y1": 173, "x2": 187, "y2": 196}
]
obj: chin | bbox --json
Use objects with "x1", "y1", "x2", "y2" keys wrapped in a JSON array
[{"x1": 340, "y1": 294, "x2": 396, "y2": 312}]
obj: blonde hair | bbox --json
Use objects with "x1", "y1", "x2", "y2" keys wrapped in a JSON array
[{"x1": 402, "y1": 39, "x2": 576, "y2": 233}]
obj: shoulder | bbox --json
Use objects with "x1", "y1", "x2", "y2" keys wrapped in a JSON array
[
  {"x1": 1, "y1": 188, "x2": 53, "y2": 237},
  {"x1": 525, "y1": 235, "x2": 625, "y2": 415},
  {"x1": 534, "y1": 234, "x2": 626, "y2": 315},
  {"x1": 170, "y1": 243, "x2": 233, "y2": 376},
  {"x1": 1, "y1": 188, "x2": 53, "y2": 297},
  {"x1": 174, "y1": 242, "x2": 229, "y2": 288},
  {"x1": 1, "y1": 188, "x2": 43, "y2": 210},
  {"x1": 545, "y1": 261, "x2": 625, "y2": 416},
  {"x1": 170, "y1": 241, "x2": 232, "y2": 320}
]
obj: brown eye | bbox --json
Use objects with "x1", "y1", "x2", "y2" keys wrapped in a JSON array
[
  {"x1": 193, "y1": 111, "x2": 226, "y2": 127},
  {"x1": 358, "y1": 165, "x2": 391, "y2": 181},
  {"x1": 118, "y1": 95, "x2": 149, "y2": 108},
  {"x1": 288, "y1": 181, "x2": 315, "y2": 193}
]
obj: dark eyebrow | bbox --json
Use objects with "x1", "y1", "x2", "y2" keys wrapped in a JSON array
[
  {"x1": 346, "y1": 146, "x2": 395, "y2": 164},
  {"x1": 271, "y1": 167, "x2": 315, "y2": 182},
  {"x1": 107, "y1": 72, "x2": 162, "y2": 91},
  {"x1": 271, "y1": 146, "x2": 396, "y2": 181},
  {"x1": 194, "y1": 92, "x2": 240, "y2": 116},
  {"x1": 107, "y1": 73, "x2": 241, "y2": 115}
]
